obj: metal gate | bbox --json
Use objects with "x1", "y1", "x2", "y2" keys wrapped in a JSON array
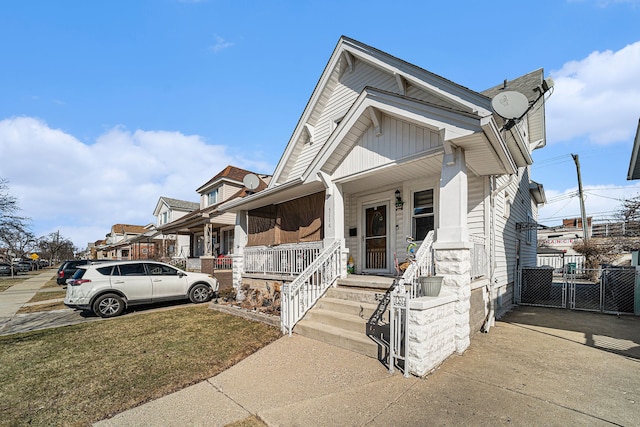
[{"x1": 517, "y1": 266, "x2": 639, "y2": 315}]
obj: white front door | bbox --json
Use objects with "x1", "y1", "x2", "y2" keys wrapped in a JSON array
[{"x1": 363, "y1": 202, "x2": 389, "y2": 273}]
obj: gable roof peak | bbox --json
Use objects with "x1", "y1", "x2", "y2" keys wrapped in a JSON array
[{"x1": 196, "y1": 165, "x2": 269, "y2": 193}]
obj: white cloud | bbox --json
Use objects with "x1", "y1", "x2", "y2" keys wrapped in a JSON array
[
  {"x1": 210, "y1": 35, "x2": 234, "y2": 53},
  {"x1": 546, "y1": 41, "x2": 640, "y2": 144},
  {"x1": 0, "y1": 117, "x2": 264, "y2": 248}
]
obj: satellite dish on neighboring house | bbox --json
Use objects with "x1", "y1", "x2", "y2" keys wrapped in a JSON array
[
  {"x1": 243, "y1": 173, "x2": 260, "y2": 191},
  {"x1": 491, "y1": 90, "x2": 529, "y2": 120}
]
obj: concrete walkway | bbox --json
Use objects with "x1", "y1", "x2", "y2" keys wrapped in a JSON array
[
  {"x1": 0, "y1": 270, "x2": 55, "y2": 326},
  {"x1": 95, "y1": 306, "x2": 640, "y2": 427}
]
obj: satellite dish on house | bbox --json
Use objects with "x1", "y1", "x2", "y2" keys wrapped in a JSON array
[
  {"x1": 491, "y1": 90, "x2": 529, "y2": 120},
  {"x1": 243, "y1": 173, "x2": 260, "y2": 191}
]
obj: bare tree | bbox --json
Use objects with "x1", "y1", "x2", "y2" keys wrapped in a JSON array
[
  {"x1": 0, "y1": 226, "x2": 36, "y2": 259},
  {"x1": 37, "y1": 231, "x2": 76, "y2": 265},
  {"x1": 0, "y1": 178, "x2": 31, "y2": 258},
  {"x1": 0, "y1": 178, "x2": 27, "y2": 231},
  {"x1": 619, "y1": 195, "x2": 640, "y2": 221},
  {"x1": 617, "y1": 195, "x2": 640, "y2": 236},
  {"x1": 572, "y1": 196, "x2": 640, "y2": 269}
]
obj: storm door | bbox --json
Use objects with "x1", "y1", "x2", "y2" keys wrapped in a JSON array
[{"x1": 363, "y1": 203, "x2": 388, "y2": 272}]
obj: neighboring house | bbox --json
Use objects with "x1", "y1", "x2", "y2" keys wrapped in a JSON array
[
  {"x1": 221, "y1": 36, "x2": 549, "y2": 376},
  {"x1": 158, "y1": 165, "x2": 269, "y2": 274},
  {"x1": 95, "y1": 224, "x2": 151, "y2": 260},
  {"x1": 538, "y1": 217, "x2": 591, "y2": 255},
  {"x1": 89, "y1": 239, "x2": 106, "y2": 259},
  {"x1": 153, "y1": 196, "x2": 200, "y2": 259}
]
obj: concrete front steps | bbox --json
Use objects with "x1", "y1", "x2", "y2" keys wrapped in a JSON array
[{"x1": 293, "y1": 275, "x2": 396, "y2": 359}]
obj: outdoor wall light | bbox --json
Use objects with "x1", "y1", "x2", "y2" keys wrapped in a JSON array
[{"x1": 395, "y1": 190, "x2": 404, "y2": 210}]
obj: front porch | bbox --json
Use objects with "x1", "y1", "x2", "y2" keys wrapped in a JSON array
[{"x1": 233, "y1": 230, "x2": 487, "y2": 376}]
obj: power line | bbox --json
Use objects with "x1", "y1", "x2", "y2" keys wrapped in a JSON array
[
  {"x1": 582, "y1": 191, "x2": 627, "y2": 202},
  {"x1": 581, "y1": 185, "x2": 640, "y2": 192},
  {"x1": 546, "y1": 191, "x2": 579, "y2": 204}
]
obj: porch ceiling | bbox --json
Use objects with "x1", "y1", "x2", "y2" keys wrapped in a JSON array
[{"x1": 337, "y1": 155, "x2": 442, "y2": 194}]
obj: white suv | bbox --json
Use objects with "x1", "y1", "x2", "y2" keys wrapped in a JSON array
[{"x1": 64, "y1": 260, "x2": 218, "y2": 318}]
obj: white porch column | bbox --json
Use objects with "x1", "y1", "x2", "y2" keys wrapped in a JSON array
[
  {"x1": 318, "y1": 172, "x2": 347, "y2": 277},
  {"x1": 204, "y1": 223, "x2": 213, "y2": 257},
  {"x1": 437, "y1": 146, "x2": 468, "y2": 243},
  {"x1": 232, "y1": 210, "x2": 248, "y2": 292},
  {"x1": 433, "y1": 146, "x2": 472, "y2": 354}
]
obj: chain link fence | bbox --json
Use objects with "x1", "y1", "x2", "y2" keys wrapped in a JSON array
[
  {"x1": 518, "y1": 266, "x2": 566, "y2": 308},
  {"x1": 518, "y1": 265, "x2": 639, "y2": 315}
]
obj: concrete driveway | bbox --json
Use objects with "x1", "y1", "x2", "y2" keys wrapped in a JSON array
[{"x1": 96, "y1": 306, "x2": 640, "y2": 426}]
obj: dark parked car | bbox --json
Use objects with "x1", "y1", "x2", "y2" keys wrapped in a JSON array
[
  {"x1": 14, "y1": 261, "x2": 32, "y2": 273},
  {"x1": 57, "y1": 260, "x2": 95, "y2": 285},
  {"x1": 0, "y1": 263, "x2": 15, "y2": 276}
]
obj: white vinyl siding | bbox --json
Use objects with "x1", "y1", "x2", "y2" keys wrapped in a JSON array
[
  {"x1": 333, "y1": 117, "x2": 441, "y2": 179},
  {"x1": 287, "y1": 61, "x2": 398, "y2": 182},
  {"x1": 493, "y1": 167, "x2": 539, "y2": 292},
  {"x1": 493, "y1": 175, "x2": 513, "y2": 290},
  {"x1": 467, "y1": 175, "x2": 486, "y2": 238}
]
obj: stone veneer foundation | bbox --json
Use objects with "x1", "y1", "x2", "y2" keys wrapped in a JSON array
[{"x1": 407, "y1": 246, "x2": 471, "y2": 376}]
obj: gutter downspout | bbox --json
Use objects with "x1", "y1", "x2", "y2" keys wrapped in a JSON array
[{"x1": 483, "y1": 174, "x2": 515, "y2": 333}]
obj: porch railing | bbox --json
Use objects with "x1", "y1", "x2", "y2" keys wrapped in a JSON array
[
  {"x1": 213, "y1": 256, "x2": 233, "y2": 270},
  {"x1": 402, "y1": 231, "x2": 436, "y2": 298},
  {"x1": 186, "y1": 257, "x2": 201, "y2": 272},
  {"x1": 244, "y1": 241, "x2": 323, "y2": 276},
  {"x1": 470, "y1": 234, "x2": 488, "y2": 278},
  {"x1": 389, "y1": 231, "x2": 434, "y2": 377},
  {"x1": 281, "y1": 240, "x2": 342, "y2": 335}
]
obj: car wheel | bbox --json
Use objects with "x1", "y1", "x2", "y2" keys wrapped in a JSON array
[
  {"x1": 93, "y1": 293, "x2": 125, "y2": 318},
  {"x1": 189, "y1": 284, "x2": 212, "y2": 304}
]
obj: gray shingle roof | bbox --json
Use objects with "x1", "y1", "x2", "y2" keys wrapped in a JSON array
[{"x1": 160, "y1": 197, "x2": 199, "y2": 211}]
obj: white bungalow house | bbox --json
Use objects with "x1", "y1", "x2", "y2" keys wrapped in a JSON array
[
  {"x1": 153, "y1": 196, "x2": 200, "y2": 259},
  {"x1": 220, "y1": 36, "x2": 549, "y2": 376}
]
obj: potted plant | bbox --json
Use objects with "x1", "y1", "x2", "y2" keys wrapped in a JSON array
[{"x1": 418, "y1": 275, "x2": 443, "y2": 297}]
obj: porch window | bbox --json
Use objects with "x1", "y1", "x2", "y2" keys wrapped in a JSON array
[{"x1": 412, "y1": 189, "x2": 434, "y2": 241}]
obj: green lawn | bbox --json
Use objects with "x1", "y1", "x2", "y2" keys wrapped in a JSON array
[{"x1": 0, "y1": 306, "x2": 281, "y2": 426}]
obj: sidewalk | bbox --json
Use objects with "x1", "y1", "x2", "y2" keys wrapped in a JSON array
[
  {"x1": 0, "y1": 270, "x2": 55, "y2": 326},
  {"x1": 94, "y1": 306, "x2": 640, "y2": 426}
]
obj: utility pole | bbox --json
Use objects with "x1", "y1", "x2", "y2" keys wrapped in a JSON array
[{"x1": 571, "y1": 154, "x2": 589, "y2": 242}]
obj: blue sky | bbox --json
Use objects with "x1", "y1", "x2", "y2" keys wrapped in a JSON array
[{"x1": 1, "y1": 0, "x2": 640, "y2": 249}]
